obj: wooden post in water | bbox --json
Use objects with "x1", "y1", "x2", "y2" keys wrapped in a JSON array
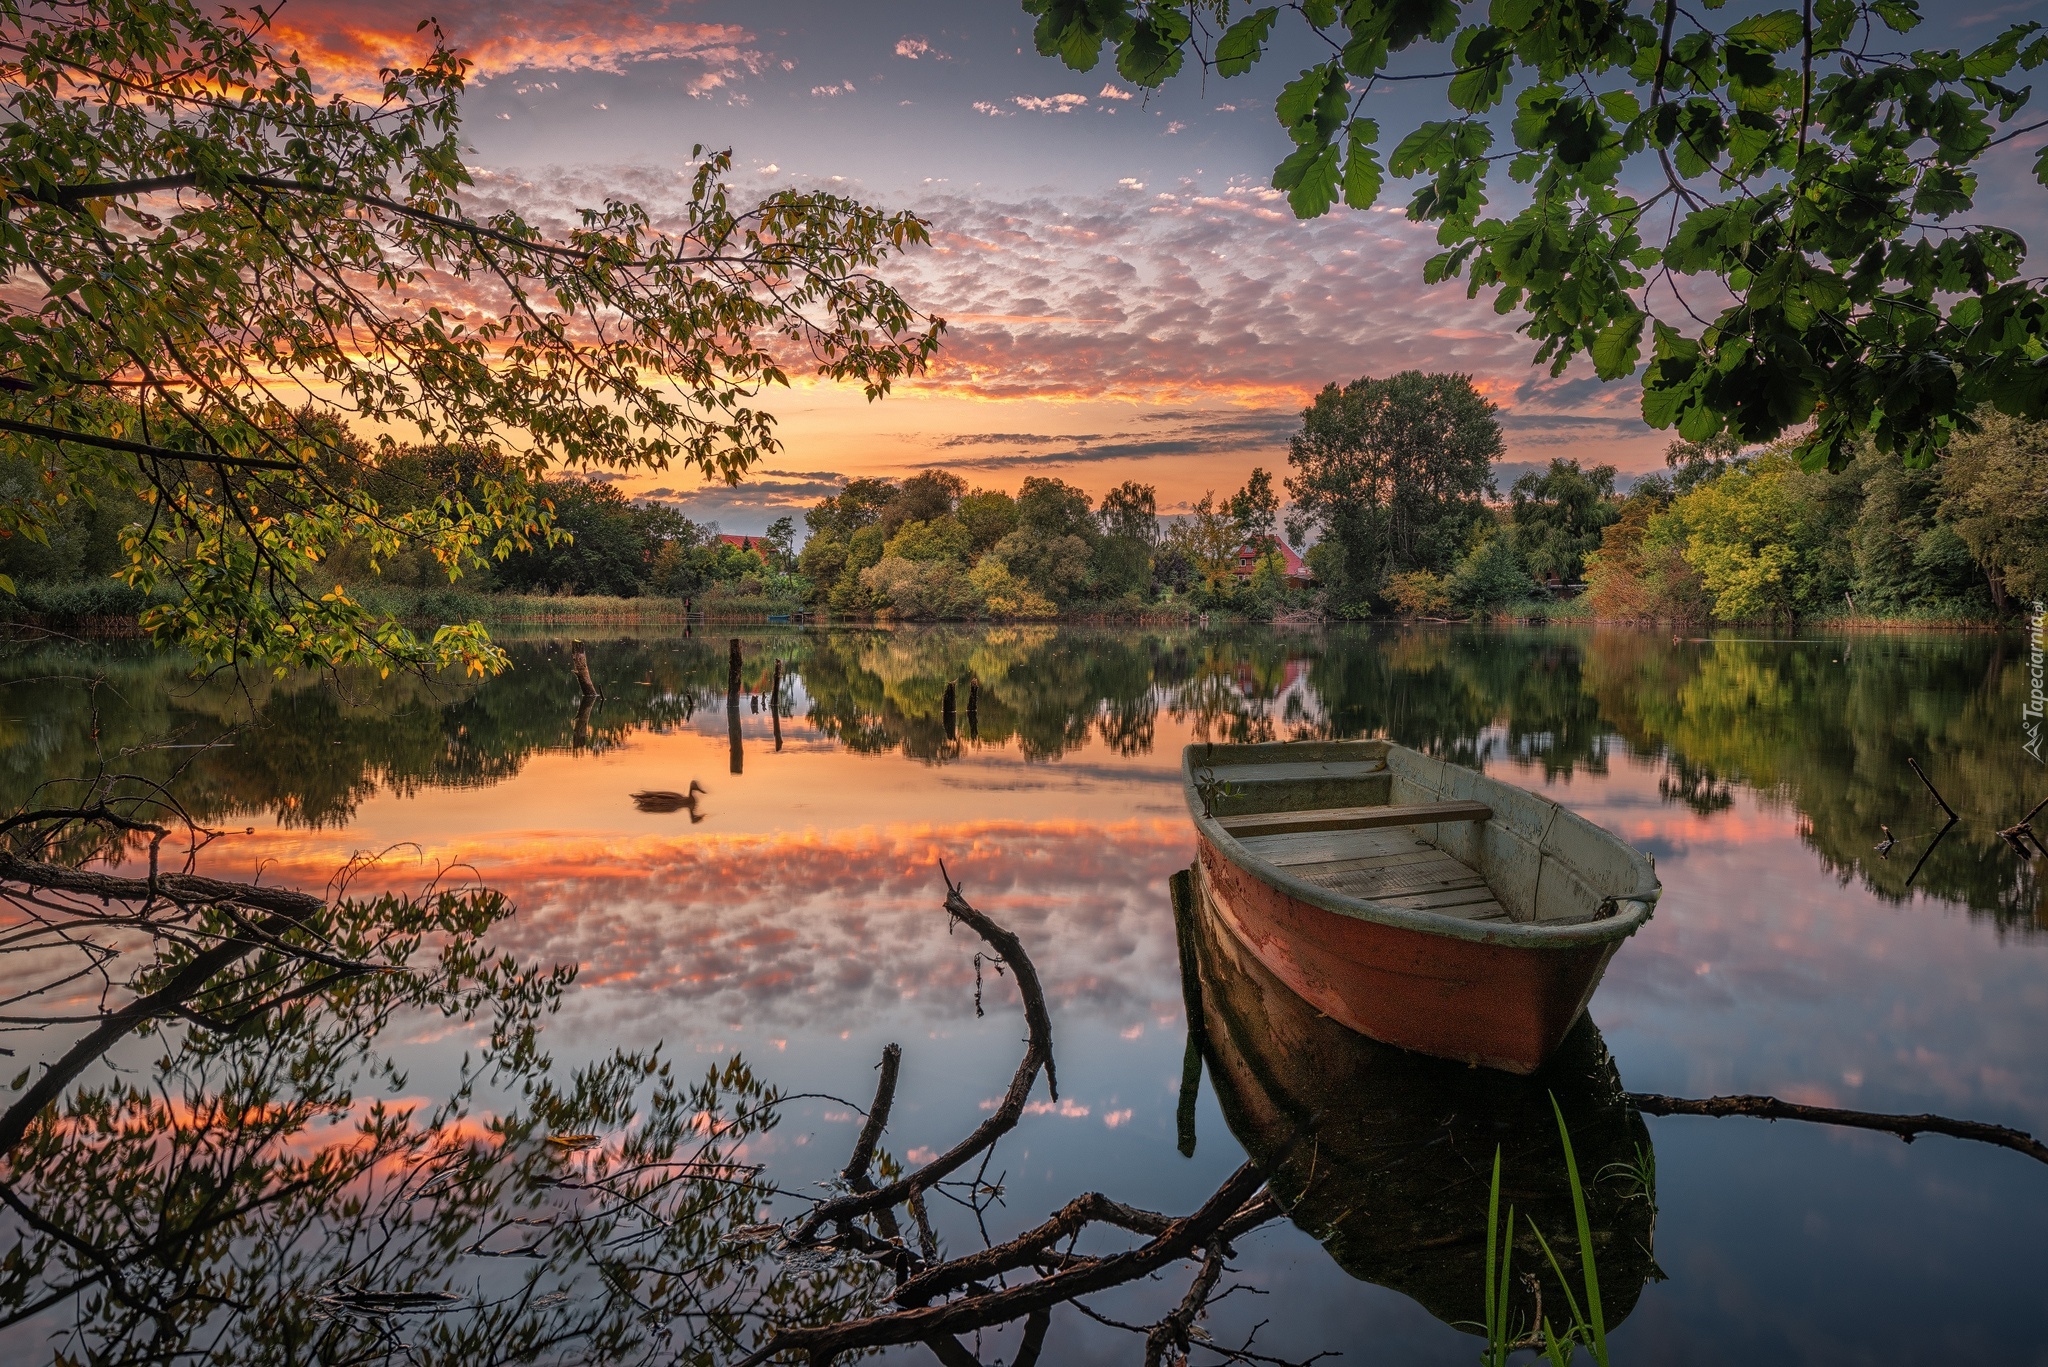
[
  {"x1": 942, "y1": 680, "x2": 956, "y2": 741},
  {"x1": 966, "y1": 676, "x2": 979, "y2": 742},
  {"x1": 727, "y1": 638, "x2": 742, "y2": 699},
  {"x1": 570, "y1": 639, "x2": 599, "y2": 699},
  {"x1": 771, "y1": 658, "x2": 783, "y2": 711},
  {"x1": 728, "y1": 690, "x2": 744, "y2": 775}
]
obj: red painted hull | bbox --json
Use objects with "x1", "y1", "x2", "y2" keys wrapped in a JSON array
[{"x1": 1197, "y1": 838, "x2": 1620, "y2": 1074}]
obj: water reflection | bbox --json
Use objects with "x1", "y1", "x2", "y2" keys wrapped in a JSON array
[
  {"x1": 0, "y1": 625, "x2": 2038, "y2": 924},
  {"x1": 1178, "y1": 868, "x2": 1662, "y2": 1336}
]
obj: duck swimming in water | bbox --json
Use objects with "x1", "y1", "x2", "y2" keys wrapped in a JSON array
[{"x1": 631, "y1": 781, "x2": 708, "y2": 820}]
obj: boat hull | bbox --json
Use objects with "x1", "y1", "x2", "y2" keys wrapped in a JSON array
[{"x1": 1197, "y1": 838, "x2": 1621, "y2": 1073}]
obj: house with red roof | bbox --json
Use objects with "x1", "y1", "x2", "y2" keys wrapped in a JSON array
[
  {"x1": 1232, "y1": 539, "x2": 1310, "y2": 589},
  {"x1": 717, "y1": 533, "x2": 770, "y2": 560}
]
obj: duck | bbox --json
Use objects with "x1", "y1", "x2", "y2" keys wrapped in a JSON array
[
  {"x1": 632, "y1": 781, "x2": 708, "y2": 820},
  {"x1": 1874, "y1": 824, "x2": 1896, "y2": 858}
]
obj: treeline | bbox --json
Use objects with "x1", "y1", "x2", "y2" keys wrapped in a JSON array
[
  {"x1": 791, "y1": 469, "x2": 1308, "y2": 619},
  {"x1": 0, "y1": 439, "x2": 805, "y2": 620},
  {"x1": 1285, "y1": 371, "x2": 2048, "y2": 624}
]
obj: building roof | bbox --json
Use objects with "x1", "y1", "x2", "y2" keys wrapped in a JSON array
[
  {"x1": 718, "y1": 533, "x2": 766, "y2": 554},
  {"x1": 1233, "y1": 539, "x2": 1308, "y2": 579}
]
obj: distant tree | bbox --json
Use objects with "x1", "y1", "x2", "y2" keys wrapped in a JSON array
[
  {"x1": 1938, "y1": 412, "x2": 2048, "y2": 608},
  {"x1": 1510, "y1": 459, "x2": 1620, "y2": 582},
  {"x1": 880, "y1": 470, "x2": 966, "y2": 538},
  {"x1": 1286, "y1": 371, "x2": 1499, "y2": 606},
  {"x1": 765, "y1": 516, "x2": 797, "y2": 568},
  {"x1": 494, "y1": 480, "x2": 655, "y2": 597},
  {"x1": 1665, "y1": 433, "x2": 1743, "y2": 495},
  {"x1": 1449, "y1": 529, "x2": 1532, "y2": 610},
  {"x1": 1097, "y1": 481, "x2": 1160, "y2": 544},
  {"x1": 883, "y1": 517, "x2": 973, "y2": 564},
  {"x1": 805, "y1": 478, "x2": 899, "y2": 541},
  {"x1": 1015, "y1": 477, "x2": 1098, "y2": 542},
  {"x1": 1229, "y1": 467, "x2": 1280, "y2": 549},
  {"x1": 1166, "y1": 491, "x2": 1241, "y2": 593},
  {"x1": 956, "y1": 488, "x2": 1022, "y2": 556}
]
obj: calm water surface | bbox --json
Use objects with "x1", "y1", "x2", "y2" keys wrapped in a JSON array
[{"x1": 4, "y1": 625, "x2": 2044, "y2": 1364}]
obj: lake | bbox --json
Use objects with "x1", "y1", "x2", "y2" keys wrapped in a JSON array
[{"x1": 3, "y1": 624, "x2": 2044, "y2": 1364}]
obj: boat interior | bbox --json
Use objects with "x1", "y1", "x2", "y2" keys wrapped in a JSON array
[{"x1": 1189, "y1": 739, "x2": 1656, "y2": 928}]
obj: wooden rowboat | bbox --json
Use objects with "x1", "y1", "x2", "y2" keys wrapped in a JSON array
[
  {"x1": 1182, "y1": 739, "x2": 1659, "y2": 1073},
  {"x1": 1169, "y1": 865, "x2": 1660, "y2": 1334}
]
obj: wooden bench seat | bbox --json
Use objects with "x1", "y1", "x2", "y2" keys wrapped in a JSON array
[{"x1": 1217, "y1": 799, "x2": 1493, "y2": 840}]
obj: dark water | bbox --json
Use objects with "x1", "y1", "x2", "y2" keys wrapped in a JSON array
[{"x1": 2, "y1": 625, "x2": 2044, "y2": 1364}]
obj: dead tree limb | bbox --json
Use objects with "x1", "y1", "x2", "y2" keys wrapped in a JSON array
[
  {"x1": 841, "y1": 1043, "x2": 901, "y2": 1193},
  {"x1": 794, "y1": 866, "x2": 1056, "y2": 1239},
  {"x1": 1630, "y1": 1092, "x2": 2048, "y2": 1166},
  {"x1": 749, "y1": 872, "x2": 1282, "y2": 1367},
  {"x1": 741, "y1": 1161, "x2": 1266, "y2": 1365}
]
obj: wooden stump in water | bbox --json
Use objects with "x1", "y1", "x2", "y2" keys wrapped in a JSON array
[
  {"x1": 942, "y1": 680, "x2": 956, "y2": 741},
  {"x1": 771, "y1": 658, "x2": 783, "y2": 710},
  {"x1": 570, "y1": 640, "x2": 598, "y2": 699},
  {"x1": 727, "y1": 692, "x2": 743, "y2": 775},
  {"x1": 727, "y1": 638, "x2": 742, "y2": 698}
]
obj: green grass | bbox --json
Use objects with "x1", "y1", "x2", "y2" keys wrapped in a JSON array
[{"x1": 1476, "y1": 1097, "x2": 1616, "y2": 1366}]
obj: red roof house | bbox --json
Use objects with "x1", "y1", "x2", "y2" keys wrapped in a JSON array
[
  {"x1": 718, "y1": 533, "x2": 770, "y2": 559},
  {"x1": 1232, "y1": 540, "x2": 1310, "y2": 589}
]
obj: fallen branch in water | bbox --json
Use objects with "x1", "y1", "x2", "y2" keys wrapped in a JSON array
[
  {"x1": 1629, "y1": 1093, "x2": 2048, "y2": 1167},
  {"x1": 745, "y1": 868, "x2": 1293, "y2": 1367}
]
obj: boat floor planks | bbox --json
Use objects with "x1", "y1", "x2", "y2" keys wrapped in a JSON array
[{"x1": 1238, "y1": 827, "x2": 1511, "y2": 921}]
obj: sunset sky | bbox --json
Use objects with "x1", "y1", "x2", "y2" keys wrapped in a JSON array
[{"x1": 270, "y1": 0, "x2": 2046, "y2": 532}]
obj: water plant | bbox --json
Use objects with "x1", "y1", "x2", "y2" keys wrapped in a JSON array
[{"x1": 1477, "y1": 1095, "x2": 1616, "y2": 1365}]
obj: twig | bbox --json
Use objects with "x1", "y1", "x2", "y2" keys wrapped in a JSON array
[
  {"x1": 1630, "y1": 1092, "x2": 2048, "y2": 1166},
  {"x1": 1906, "y1": 757, "x2": 1957, "y2": 821},
  {"x1": 841, "y1": 1044, "x2": 901, "y2": 1193}
]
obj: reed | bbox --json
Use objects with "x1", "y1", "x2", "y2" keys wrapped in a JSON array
[{"x1": 1476, "y1": 1096, "x2": 1617, "y2": 1366}]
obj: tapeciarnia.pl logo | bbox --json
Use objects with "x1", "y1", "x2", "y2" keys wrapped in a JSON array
[{"x1": 2027, "y1": 601, "x2": 2045, "y2": 763}]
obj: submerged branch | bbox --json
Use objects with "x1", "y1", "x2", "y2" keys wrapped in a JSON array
[{"x1": 1630, "y1": 1092, "x2": 2048, "y2": 1166}]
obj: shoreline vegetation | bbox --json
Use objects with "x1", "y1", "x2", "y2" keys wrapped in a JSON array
[{"x1": 5, "y1": 372, "x2": 2042, "y2": 644}]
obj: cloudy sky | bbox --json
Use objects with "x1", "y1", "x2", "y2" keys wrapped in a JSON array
[{"x1": 271, "y1": 0, "x2": 2045, "y2": 532}]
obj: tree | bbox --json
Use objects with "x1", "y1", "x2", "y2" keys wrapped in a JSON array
[
  {"x1": 1285, "y1": 371, "x2": 1498, "y2": 605},
  {"x1": 1228, "y1": 467, "x2": 1280, "y2": 550},
  {"x1": 765, "y1": 516, "x2": 797, "y2": 569},
  {"x1": 879, "y1": 470, "x2": 966, "y2": 538},
  {"x1": 956, "y1": 488, "x2": 1021, "y2": 554},
  {"x1": 805, "y1": 478, "x2": 900, "y2": 542},
  {"x1": 1938, "y1": 411, "x2": 2048, "y2": 607},
  {"x1": 1015, "y1": 476, "x2": 1098, "y2": 543},
  {"x1": 1665, "y1": 433, "x2": 1743, "y2": 495},
  {"x1": 1, "y1": 0, "x2": 940, "y2": 674},
  {"x1": 1166, "y1": 490, "x2": 1241, "y2": 593},
  {"x1": 1097, "y1": 480, "x2": 1160, "y2": 543},
  {"x1": 1510, "y1": 459, "x2": 1620, "y2": 582},
  {"x1": 1023, "y1": 0, "x2": 2048, "y2": 471}
]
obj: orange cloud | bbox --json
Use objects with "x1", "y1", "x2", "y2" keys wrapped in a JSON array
[{"x1": 263, "y1": 1, "x2": 763, "y2": 95}]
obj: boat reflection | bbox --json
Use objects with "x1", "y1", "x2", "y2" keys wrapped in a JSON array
[{"x1": 1173, "y1": 868, "x2": 1662, "y2": 1337}]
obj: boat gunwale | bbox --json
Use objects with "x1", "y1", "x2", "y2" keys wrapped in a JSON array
[{"x1": 1182, "y1": 741, "x2": 1659, "y2": 950}]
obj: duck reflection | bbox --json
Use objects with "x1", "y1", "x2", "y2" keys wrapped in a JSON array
[{"x1": 1173, "y1": 868, "x2": 1661, "y2": 1337}]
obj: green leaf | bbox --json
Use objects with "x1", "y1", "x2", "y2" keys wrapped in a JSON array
[
  {"x1": 1274, "y1": 141, "x2": 1342, "y2": 217},
  {"x1": 1119, "y1": 4, "x2": 1191, "y2": 85},
  {"x1": 1591, "y1": 311, "x2": 1647, "y2": 379},
  {"x1": 1276, "y1": 66, "x2": 1333, "y2": 131},
  {"x1": 1343, "y1": 118, "x2": 1384, "y2": 208},
  {"x1": 0, "y1": 573, "x2": 14, "y2": 596},
  {"x1": 1304, "y1": 0, "x2": 1338, "y2": 25},
  {"x1": 1725, "y1": 10, "x2": 1804, "y2": 52},
  {"x1": 1215, "y1": 7, "x2": 1280, "y2": 77}
]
